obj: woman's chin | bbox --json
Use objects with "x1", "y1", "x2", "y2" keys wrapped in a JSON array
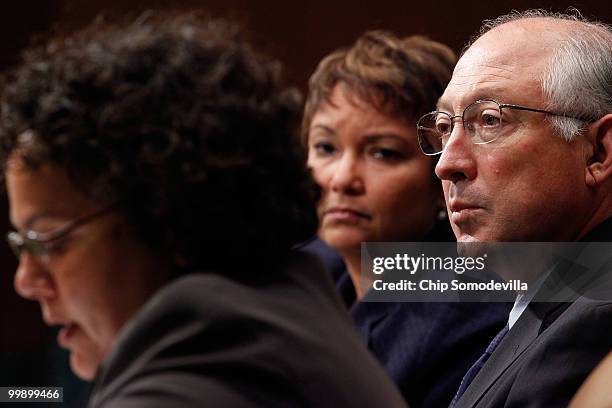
[
  {"x1": 69, "y1": 349, "x2": 101, "y2": 381},
  {"x1": 320, "y1": 231, "x2": 368, "y2": 254}
]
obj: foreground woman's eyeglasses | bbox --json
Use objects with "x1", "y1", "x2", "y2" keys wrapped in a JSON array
[{"x1": 6, "y1": 203, "x2": 121, "y2": 261}]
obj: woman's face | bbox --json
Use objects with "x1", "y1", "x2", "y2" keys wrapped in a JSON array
[
  {"x1": 7, "y1": 160, "x2": 169, "y2": 380},
  {"x1": 307, "y1": 85, "x2": 442, "y2": 253}
]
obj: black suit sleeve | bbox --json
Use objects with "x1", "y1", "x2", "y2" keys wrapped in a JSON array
[{"x1": 100, "y1": 373, "x2": 262, "y2": 408}]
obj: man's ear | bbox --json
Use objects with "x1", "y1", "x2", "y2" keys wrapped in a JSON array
[{"x1": 586, "y1": 114, "x2": 612, "y2": 187}]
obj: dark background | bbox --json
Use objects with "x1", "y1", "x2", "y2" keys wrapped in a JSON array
[{"x1": 0, "y1": 0, "x2": 610, "y2": 404}]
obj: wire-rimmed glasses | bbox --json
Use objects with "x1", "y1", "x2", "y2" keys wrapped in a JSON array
[
  {"x1": 417, "y1": 99, "x2": 592, "y2": 155},
  {"x1": 6, "y1": 203, "x2": 120, "y2": 263}
]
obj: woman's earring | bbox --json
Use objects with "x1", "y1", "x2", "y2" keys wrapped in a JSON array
[{"x1": 437, "y1": 209, "x2": 448, "y2": 221}]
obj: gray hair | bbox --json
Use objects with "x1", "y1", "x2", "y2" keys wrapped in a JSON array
[{"x1": 469, "y1": 9, "x2": 612, "y2": 141}]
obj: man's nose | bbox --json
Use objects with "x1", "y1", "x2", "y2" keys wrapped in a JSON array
[
  {"x1": 14, "y1": 252, "x2": 56, "y2": 301},
  {"x1": 435, "y1": 124, "x2": 478, "y2": 183}
]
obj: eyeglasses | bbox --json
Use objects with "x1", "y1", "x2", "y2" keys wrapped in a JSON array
[
  {"x1": 417, "y1": 99, "x2": 592, "y2": 155},
  {"x1": 6, "y1": 203, "x2": 120, "y2": 262}
]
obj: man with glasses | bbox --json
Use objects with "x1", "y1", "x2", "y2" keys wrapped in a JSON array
[{"x1": 416, "y1": 9, "x2": 612, "y2": 408}]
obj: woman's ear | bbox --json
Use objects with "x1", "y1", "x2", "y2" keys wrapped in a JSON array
[{"x1": 586, "y1": 114, "x2": 612, "y2": 188}]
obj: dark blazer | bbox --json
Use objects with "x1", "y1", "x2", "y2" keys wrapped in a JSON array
[
  {"x1": 455, "y1": 220, "x2": 612, "y2": 408},
  {"x1": 87, "y1": 252, "x2": 407, "y2": 408},
  {"x1": 302, "y1": 239, "x2": 512, "y2": 407}
]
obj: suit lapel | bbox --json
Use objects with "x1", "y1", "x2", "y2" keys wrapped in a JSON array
[
  {"x1": 456, "y1": 300, "x2": 545, "y2": 408},
  {"x1": 457, "y1": 220, "x2": 612, "y2": 407},
  {"x1": 457, "y1": 253, "x2": 592, "y2": 407}
]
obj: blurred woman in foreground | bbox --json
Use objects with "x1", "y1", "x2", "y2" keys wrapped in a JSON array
[
  {"x1": 303, "y1": 31, "x2": 511, "y2": 407},
  {"x1": 0, "y1": 15, "x2": 406, "y2": 408}
]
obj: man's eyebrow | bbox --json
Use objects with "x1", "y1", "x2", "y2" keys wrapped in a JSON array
[
  {"x1": 436, "y1": 90, "x2": 508, "y2": 113},
  {"x1": 436, "y1": 97, "x2": 451, "y2": 112}
]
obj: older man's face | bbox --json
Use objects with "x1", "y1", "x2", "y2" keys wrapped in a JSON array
[{"x1": 436, "y1": 20, "x2": 594, "y2": 242}]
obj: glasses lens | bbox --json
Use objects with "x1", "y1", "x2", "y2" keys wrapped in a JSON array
[
  {"x1": 6, "y1": 231, "x2": 23, "y2": 258},
  {"x1": 6, "y1": 231, "x2": 52, "y2": 261},
  {"x1": 417, "y1": 112, "x2": 450, "y2": 155},
  {"x1": 464, "y1": 101, "x2": 502, "y2": 144}
]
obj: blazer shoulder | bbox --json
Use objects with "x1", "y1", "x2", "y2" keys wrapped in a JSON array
[{"x1": 472, "y1": 302, "x2": 612, "y2": 408}]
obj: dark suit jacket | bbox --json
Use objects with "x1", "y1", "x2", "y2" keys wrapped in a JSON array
[
  {"x1": 87, "y1": 252, "x2": 407, "y2": 408},
  {"x1": 302, "y1": 239, "x2": 512, "y2": 407},
  {"x1": 352, "y1": 299, "x2": 511, "y2": 408},
  {"x1": 455, "y1": 220, "x2": 612, "y2": 408}
]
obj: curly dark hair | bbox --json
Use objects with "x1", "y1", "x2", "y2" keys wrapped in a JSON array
[{"x1": 0, "y1": 13, "x2": 318, "y2": 276}]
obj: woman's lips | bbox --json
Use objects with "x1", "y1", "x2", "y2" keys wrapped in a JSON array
[
  {"x1": 323, "y1": 207, "x2": 371, "y2": 222},
  {"x1": 57, "y1": 323, "x2": 77, "y2": 349}
]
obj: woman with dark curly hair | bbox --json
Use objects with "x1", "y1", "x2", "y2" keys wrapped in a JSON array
[{"x1": 1, "y1": 14, "x2": 406, "y2": 408}]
